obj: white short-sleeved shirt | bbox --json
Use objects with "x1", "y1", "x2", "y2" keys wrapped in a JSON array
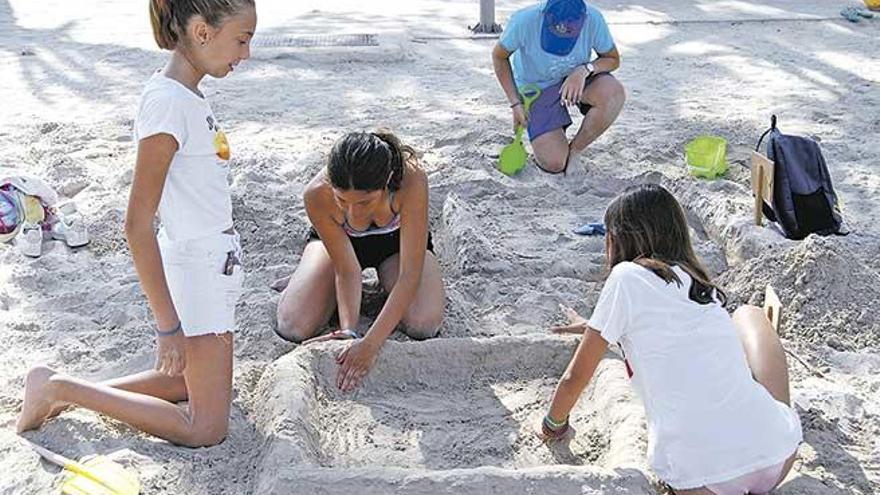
[
  {"x1": 133, "y1": 72, "x2": 233, "y2": 242},
  {"x1": 589, "y1": 262, "x2": 802, "y2": 489}
]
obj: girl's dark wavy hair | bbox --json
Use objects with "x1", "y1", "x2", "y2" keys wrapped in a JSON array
[
  {"x1": 327, "y1": 130, "x2": 417, "y2": 192},
  {"x1": 604, "y1": 183, "x2": 727, "y2": 305}
]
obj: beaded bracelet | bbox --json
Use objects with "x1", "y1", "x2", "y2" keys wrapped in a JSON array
[
  {"x1": 542, "y1": 420, "x2": 569, "y2": 439},
  {"x1": 544, "y1": 414, "x2": 568, "y2": 430},
  {"x1": 542, "y1": 414, "x2": 570, "y2": 439}
]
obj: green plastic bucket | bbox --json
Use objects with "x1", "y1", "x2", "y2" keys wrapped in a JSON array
[{"x1": 685, "y1": 136, "x2": 727, "y2": 179}]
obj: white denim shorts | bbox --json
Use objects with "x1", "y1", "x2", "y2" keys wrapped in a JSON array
[{"x1": 158, "y1": 229, "x2": 244, "y2": 337}]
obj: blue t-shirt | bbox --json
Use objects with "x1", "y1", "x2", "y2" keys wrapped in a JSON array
[{"x1": 499, "y1": 2, "x2": 615, "y2": 90}]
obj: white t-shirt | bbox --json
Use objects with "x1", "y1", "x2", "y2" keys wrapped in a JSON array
[
  {"x1": 133, "y1": 72, "x2": 233, "y2": 242},
  {"x1": 589, "y1": 261, "x2": 802, "y2": 489}
]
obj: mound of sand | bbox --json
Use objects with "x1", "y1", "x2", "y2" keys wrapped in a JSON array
[{"x1": 721, "y1": 235, "x2": 880, "y2": 351}]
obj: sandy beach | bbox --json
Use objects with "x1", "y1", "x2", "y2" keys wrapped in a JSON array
[{"x1": 1, "y1": 0, "x2": 878, "y2": 493}]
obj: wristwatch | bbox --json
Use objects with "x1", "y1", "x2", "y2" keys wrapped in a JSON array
[{"x1": 584, "y1": 62, "x2": 595, "y2": 76}]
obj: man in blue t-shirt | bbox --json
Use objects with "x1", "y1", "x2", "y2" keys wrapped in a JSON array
[{"x1": 492, "y1": 0, "x2": 624, "y2": 174}]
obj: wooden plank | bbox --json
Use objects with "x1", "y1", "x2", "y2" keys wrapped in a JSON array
[
  {"x1": 751, "y1": 151, "x2": 774, "y2": 225},
  {"x1": 760, "y1": 155, "x2": 774, "y2": 204},
  {"x1": 764, "y1": 284, "x2": 782, "y2": 333}
]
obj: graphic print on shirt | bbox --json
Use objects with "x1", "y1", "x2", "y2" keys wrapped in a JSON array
[
  {"x1": 206, "y1": 115, "x2": 231, "y2": 161},
  {"x1": 544, "y1": 52, "x2": 584, "y2": 84}
]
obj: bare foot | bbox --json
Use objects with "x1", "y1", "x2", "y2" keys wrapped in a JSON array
[{"x1": 17, "y1": 366, "x2": 64, "y2": 433}]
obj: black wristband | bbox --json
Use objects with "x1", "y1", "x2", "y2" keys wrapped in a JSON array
[
  {"x1": 510, "y1": 101, "x2": 523, "y2": 108},
  {"x1": 156, "y1": 321, "x2": 182, "y2": 336}
]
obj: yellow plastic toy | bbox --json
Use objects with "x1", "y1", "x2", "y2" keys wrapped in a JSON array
[
  {"x1": 24, "y1": 439, "x2": 140, "y2": 495},
  {"x1": 685, "y1": 135, "x2": 728, "y2": 179}
]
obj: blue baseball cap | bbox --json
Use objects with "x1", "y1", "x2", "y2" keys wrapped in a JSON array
[{"x1": 541, "y1": 0, "x2": 587, "y2": 56}]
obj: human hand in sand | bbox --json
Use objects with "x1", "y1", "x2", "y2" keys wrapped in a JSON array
[
  {"x1": 549, "y1": 304, "x2": 589, "y2": 334},
  {"x1": 156, "y1": 332, "x2": 187, "y2": 376},
  {"x1": 511, "y1": 103, "x2": 529, "y2": 132},
  {"x1": 536, "y1": 416, "x2": 574, "y2": 444},
  {"x1": 336, "y1": 338, "x2": 380, "y2": 392},
  {"x1": 560, "y1": 68, "x2": 587, "y2": 107}
]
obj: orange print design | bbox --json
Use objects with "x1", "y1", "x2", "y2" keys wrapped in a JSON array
[{"x1": 214, "y1": 130, "x2": 231, "y2": 161}]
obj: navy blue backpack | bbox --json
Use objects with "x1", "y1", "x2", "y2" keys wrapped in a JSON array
[{"x1": 756, "y1": 115, "x2": 847, "y2": 240}]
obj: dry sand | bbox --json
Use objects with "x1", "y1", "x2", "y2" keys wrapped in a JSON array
[{"x1": 1, "y1": 0, "x2": 878, "y2": 493}]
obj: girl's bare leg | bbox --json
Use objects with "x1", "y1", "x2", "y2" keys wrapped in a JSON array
[
  {"x1": 275, "y1": 241, "x2": 338, "y2": 343},
  {"x1": 18, "y1": 333, "x2": 232, "y2": 447},
  {"x1": 377, "y1": 252, "x2": 445, "y2": 340},
  {"x1": 732, "y1": 305, "x2": 797, "y2": 486}
]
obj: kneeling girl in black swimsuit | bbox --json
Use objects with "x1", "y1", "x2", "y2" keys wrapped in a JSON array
[{"x1": 275, "y1": 130, "x2": 445, "y2": 391}]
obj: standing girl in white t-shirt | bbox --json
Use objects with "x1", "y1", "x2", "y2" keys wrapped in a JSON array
[
  {"x1": 18, "y1": 0, "x2": 256, "y2": 447},
  {"x1": 541, "y1": 184, "x2": 802, "y2": 494}
]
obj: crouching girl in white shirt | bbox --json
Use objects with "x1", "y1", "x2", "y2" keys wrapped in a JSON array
[{"x1": 542, "y1": 184, "x2": 801, "y2": 494}]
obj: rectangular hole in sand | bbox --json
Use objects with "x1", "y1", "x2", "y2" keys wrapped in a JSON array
[{"x1": 252, "y1": 336, "x2": 651, "y2": 493}]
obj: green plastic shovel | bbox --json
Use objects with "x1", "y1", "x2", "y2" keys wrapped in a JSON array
[{"x1": 499, "y1": 84, "x2": 542, "y2": 176}]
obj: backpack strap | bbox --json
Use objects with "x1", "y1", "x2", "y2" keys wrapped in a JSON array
[
  {"x1": 762, "y1": 201, "x2": 777, "y2": 222},
  {"x1": 755, "y1": 114, "x2": 778, "y2": 152}
]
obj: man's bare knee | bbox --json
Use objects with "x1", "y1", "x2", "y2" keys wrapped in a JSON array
[
  {"x1": 588, "y1": 78, "x2": 626, "y2": 114},
  {"x1": 536, "y1": 154, "x2": 567, "y2": 173},
  {"x1": 611, "y1": 78, "x2": 626, "y2": 101},
  {"x1": 609, "y1": 81, "x2": 626, "y2": 112}
]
